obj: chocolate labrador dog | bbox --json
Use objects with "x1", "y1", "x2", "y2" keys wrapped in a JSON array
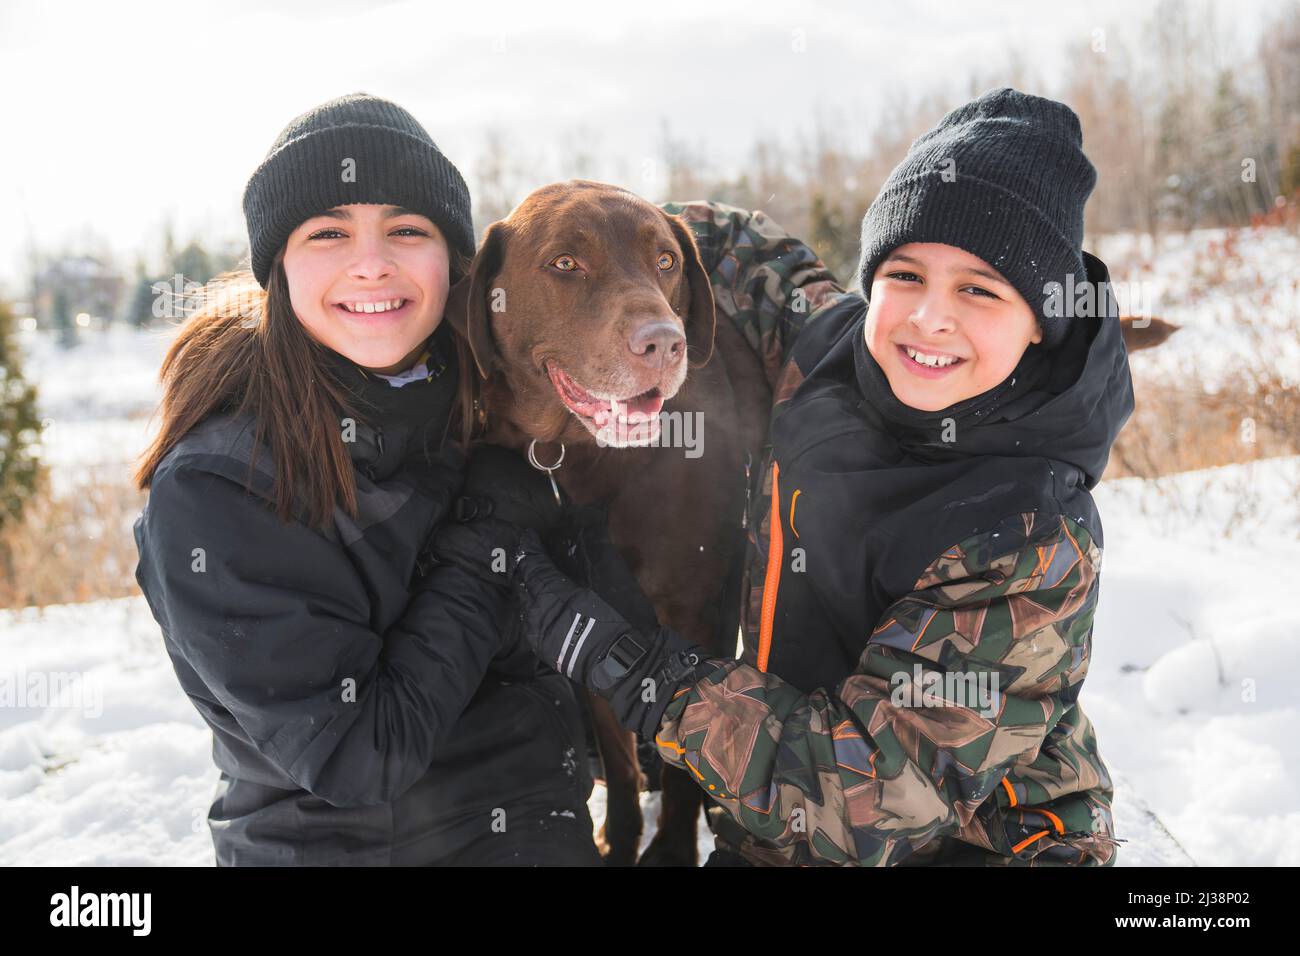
[{"x1": 446, "y1": 180, "x2": 770, "y2": 866}]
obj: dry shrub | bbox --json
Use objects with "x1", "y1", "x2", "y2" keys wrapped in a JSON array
[
  {"x1": 1108, "y1": 212, "x2": 1299, "y2": 479},
  {"x1": 0, "y1": 465, "x2": 146, "y2": 610},
  {"x1": 1109, "y1": 364, "x2": 1297, "y2": 480},
  {"x1": 1106, "y1": 231, "x2": 1299, "y2": 532}
]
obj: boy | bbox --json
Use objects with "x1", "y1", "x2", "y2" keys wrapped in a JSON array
[{"x1": 440, "y1": 88, "x2": 1133, "y2": 866}]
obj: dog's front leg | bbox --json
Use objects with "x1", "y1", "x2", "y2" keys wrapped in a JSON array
[{"x1": 588, "y1": 694, "x2": 645, "y2": 866}]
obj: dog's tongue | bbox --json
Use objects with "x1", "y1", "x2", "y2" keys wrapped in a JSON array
[
  {"x1": 592, "y1": 391, "x2": 665, "y2": 427},
  {"x1": 630, "y1": 391, "x2": 666, "y2": 417}
]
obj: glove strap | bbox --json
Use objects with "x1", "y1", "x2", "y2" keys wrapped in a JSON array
[
  {"x1": 589, "y1": 632, "x2": 647, "y2": 692},
  {"x1": 589, "y1": 631, "x2": 703, "y2": 696},
  {"x1": 660, "y1": 648, "x2": 703, "y2": 684},
  {"x1": 624, "y1": 640, "x2": 707, "y2": 741}
]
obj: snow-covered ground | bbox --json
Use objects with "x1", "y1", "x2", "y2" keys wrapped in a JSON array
[
  {"x1": 2, "y1": 225, "x2": 1294, "y2": 866},
  {"x1": 1088, "y1": 456, "x2": 1300, "y2": 866},
  {"x1": 12, "y1": 454, "x2": 1296, "y2": 865}
]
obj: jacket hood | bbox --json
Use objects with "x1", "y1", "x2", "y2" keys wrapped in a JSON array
[{"x1": 853, "y1": 251, "x2": 1134, "y2": 489}]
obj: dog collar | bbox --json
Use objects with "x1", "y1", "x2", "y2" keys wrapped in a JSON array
[{"x1": 526, "y1": 439, "x2": 566, "y2": 506}]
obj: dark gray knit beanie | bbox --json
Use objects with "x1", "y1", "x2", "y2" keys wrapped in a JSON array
[
  {"x1": 856, "y1": 88, "x2": 1096, "y2": 349},
  {"x1": 242, "y1": 93, "x2": 474, "y2": 288}
]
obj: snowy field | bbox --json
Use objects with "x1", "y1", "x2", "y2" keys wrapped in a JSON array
[
  {"x1": 1095, "y1": 225, "x2": 1300, "y2": 388},
  {"x1": 2, "y1": 226, "x2": 1294, "y2": 866},
  {"x1": 8, "y1": 456, "x2": 1295, "y2": 866}
]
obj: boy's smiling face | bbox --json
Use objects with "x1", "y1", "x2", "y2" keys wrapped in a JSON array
[{"x1": 864, "y1": 242, "x2": 1042, "y2": 412}]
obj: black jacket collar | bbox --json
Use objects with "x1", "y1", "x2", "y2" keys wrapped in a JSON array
[{"x1": 320, "y1": 321, "x2": 462, "y2": 482}]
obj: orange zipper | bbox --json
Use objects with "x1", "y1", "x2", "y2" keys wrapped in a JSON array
[{"x1": 757, "y1": 461, "x2": 783, "y2": 672}]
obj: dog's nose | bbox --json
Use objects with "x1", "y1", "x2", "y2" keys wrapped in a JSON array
[{"x1": 628, "y1": 321, "x2": 685, "y2": 369}]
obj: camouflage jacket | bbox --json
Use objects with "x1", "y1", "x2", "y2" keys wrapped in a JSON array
[{"x1": 655, "y1": 201, "x2": 1130, "y2": 867}]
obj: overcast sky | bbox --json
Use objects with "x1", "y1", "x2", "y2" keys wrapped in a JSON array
[{"x1": 0, "y1": 0, "x2": 1278, "y2": 295}]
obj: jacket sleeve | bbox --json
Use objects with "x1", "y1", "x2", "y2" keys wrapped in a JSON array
[
  {"x1": 135, "y1": 461, "x2": 508, "y2": 808},
  {"x1": 654, "y1": 511, "x2": 1107, "y2": 865},
  {"x1": 660, "y1": 200, "x2": 844, "y2": 387}
]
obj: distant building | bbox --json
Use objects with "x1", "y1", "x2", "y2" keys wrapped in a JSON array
[{"x1": 32, "y1": 256, "x2": 125, "y2": 328}]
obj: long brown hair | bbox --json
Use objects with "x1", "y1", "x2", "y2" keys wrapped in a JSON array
[{"x1": 133, "y1": 247, "x2": 480, "y2": 529}]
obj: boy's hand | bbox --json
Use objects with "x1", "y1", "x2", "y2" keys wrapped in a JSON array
[
  {"x1": 510, "y1": 528, "x2": 709, "y2": 739},
  {"x1": 543, "y1": 502, "x2": 660, "y2": 633}
]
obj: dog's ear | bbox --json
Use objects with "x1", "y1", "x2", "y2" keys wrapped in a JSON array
[
  {"x1": 445, "y1": 222, "x2": 508, "y2": 379},
  {"x1": 665, "y1": 212, "x2": 716, "y2": 368}
]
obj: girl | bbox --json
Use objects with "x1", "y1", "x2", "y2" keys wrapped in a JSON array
[
  {"x1": 132, "y1": 93, "x2": 600, "y2": 866},
  {"x1": 436, "y1": 88, "x2": 1131, "y2": 866}
]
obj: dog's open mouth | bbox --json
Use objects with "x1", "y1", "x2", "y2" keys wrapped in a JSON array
[{"x1": 546, "y1": 362, "x2": 665, "y2": 446}]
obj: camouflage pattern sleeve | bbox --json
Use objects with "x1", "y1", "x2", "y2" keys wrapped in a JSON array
[
  {"x1": 654, "y1": 511, "x2": 1120, "y2": 866},
  {"x1": 660, "y1": 200, "x2": 845, "y2": 388}
]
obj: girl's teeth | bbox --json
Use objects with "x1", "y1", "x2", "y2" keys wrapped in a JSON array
[
  {"x1": 343, "y1": 299, "x2": 404, "y2": 314},
  {"x1": 905, "y1": 345, "x2": 960, "y2": 368}
]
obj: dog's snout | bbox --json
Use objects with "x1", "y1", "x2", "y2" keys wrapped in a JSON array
[{"x1": 628, "y1": 320, "x2": 685, "y2": 370}]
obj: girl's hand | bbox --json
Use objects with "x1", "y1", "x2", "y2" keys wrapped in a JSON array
[
  {"x1": 428, "y1": 515, "x2": 521, "y2": 589},
  {"x1": 457, "y1": 444, "x2": 566, "y2": 532}
]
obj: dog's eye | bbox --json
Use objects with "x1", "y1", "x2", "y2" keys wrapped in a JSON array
[
  {"x1": 551, "y1": 255, "x2": 578, "y2": 272},
  {"x1": 657, "y1": 252, "x2": 676, "y2": 271}
]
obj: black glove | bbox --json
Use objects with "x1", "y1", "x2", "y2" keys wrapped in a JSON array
[
  {"x1": 431, "y1": 516, "x2": 709, "y2": 738},
  {"x1": 414, "y1": 443, "x2": 562, "y2": 584},
  {"x1": 542, "y1": 502, "x2": 660, "y2": 634},
  {"x1": 430, "y1": 502, "x2": 660, "y2": 640},
  {"x1": 509, "y1": 528, "x2": 710, "y2": 740},
  {"x1": 428, "y1": 514, "x2": 522, "y2": 590}
]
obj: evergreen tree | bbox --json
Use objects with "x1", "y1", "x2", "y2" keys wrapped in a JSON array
[
  {"x1": 126, "y1": 260, "x2": 158, "y2": 328},
  {"x1": 808, "y1": 191, "x2": 855, "y2": 289},
  {"x1": 0, "y1": 300, "x2": 44, "y2": 538},
  {"x1": 52, "y1": 287, "x2": 77, "y2": 349},
  {"x1": 172, "y1": 240, "x2": 214, "y2": 287}
]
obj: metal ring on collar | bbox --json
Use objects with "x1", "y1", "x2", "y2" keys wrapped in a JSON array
[{"x1": 527, "y1": 439, "x2": 565, "y2": 472}]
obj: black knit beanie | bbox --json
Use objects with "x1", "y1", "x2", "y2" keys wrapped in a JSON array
[
  {"x1": 856, "y1": 88, "x2": 1096, "y2": 349},
  {"x1": 242, "y1": 93, "x2": 474, "y2": 288}
]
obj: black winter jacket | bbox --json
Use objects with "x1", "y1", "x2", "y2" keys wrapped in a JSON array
[
  {"x1": 133, "y1": 323, "x2": 593, "y2": 865},
  {"x1": 754, "y1": 252, "x2": 1134, "y2": 695}
]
